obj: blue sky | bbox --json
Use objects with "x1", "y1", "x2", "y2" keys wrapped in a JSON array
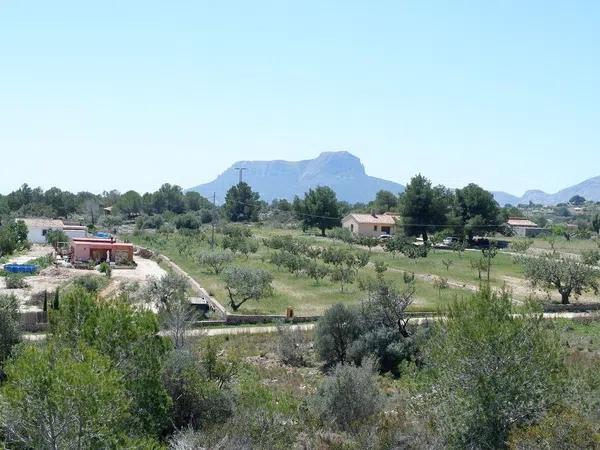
[{"x1": 1, "y1": 1, "x2": 599, "y2": 196}]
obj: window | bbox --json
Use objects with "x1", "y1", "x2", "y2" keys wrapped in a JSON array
[
  {"x1": 373, "y1": 225, "x2": 378, "y2": 232},
  {"x1": 350, "y1": 224, "x2": 354, "y2": 232},
  {"x1": 381, "y1": 226, "x2": 391, "y2": 234},
  {"x1": 42, "y1": 229, "x2": 47, "y2": 236}
]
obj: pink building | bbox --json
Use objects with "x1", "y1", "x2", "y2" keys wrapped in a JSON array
[{"x1": 71, "y1": 238, "x2": 134, "y2": 263}]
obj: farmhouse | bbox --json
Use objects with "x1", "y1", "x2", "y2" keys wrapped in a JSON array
[
  {"x1": 507, "y1": 217, "x2": 548, "y2": 237},
  {"x1": 17, "y1": 218, "x2": 89, "y2": 243},
  {"x1": 17, "y1": 218, "x2": 66, "y2": 244},
  {"x1": 342, "y1": 213, "x2": 397, "y2": 238},
  {"x1": 70, "y1": 238, "x2": 134, "y2": 264}
]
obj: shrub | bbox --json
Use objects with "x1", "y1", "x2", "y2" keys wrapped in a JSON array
[
  {"x1": 315, "y1": 303, "x2": 363, "y2": 365},
  {"x1": 327, "y1": 227, "x2": 356, "y2": 244},
  {"x1": 308, "y1": 358, "x2": 382, "y2": 432},
  {"x1": 4, "y1": 274, "x2": 28, "y2": 289},
  {"x1": 276, "y1": 324, "x2": 308, "y2": 367},
  {"x1": 174, "y1": 213, "x2": 201, "y2": 230},
  {"x1": 0, "y1": 294, "x2": 20, "y2": 364},
  {"x1": 98, "y1": 262, "x2": 112, "y2": 278},
  {"x1": 71, "y1": 275, "x2": 108, "y2": 293},
  {"x1": 417, "y1": 287, "x2": 567, "y2": 449}
]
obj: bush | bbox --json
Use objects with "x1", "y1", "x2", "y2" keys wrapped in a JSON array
[
  {"x1": 162, "y1": 348, "x2": 236, "y2": 430},
  {"x1": 98, "y1": 262, "x2": 112, "y2": 278},
  {"x1": 4, "y1": 274, "x2": 28, "y2": 289},
  {"x1": 315, "y1": 303, "x2": 363, "y2": 366},
  {"x1": 327, "y1": 227, "x2": 356, "y2": 244},
  {"x1": 71, "y1": 275, "x2": 108, "y2": 293},
  {"x1": 174, "y1": 213, "x2": 201, "y2": 230},
  {"x1": 308, "y1": 358, "x2": 382, "y2": 432},
  {"x1": 0, "y1": 294, "x2": 20, "y2": 364},
  {"x1": 276, "y1": 324, "x2": 308, "y2": 367}
]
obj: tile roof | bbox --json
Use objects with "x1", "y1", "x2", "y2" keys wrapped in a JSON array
[
  {"x1": 507, "y1": 218, "x2": 538, "y2": 227},
  {"x1": 343, "y1": 213, "x2": 397, "y2": 225}
]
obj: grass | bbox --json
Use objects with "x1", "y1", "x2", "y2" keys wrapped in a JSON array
[
  {"x1": 504, "y1": 235, "x2": 600, "y2": 256},
  {"x1": 126, "y1": 228, "x2": 473, "y2": 315}
]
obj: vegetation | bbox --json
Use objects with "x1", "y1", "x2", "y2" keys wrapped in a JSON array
[
  {"x1": 293, "y1": 186, "x2": 341, "y2": 236},
  {"x1": 222, "y1": 266, "x2": 274, "y2": 311},
  {"x1": 519, "y1": 254, "x2": 600, "y2": 304}
]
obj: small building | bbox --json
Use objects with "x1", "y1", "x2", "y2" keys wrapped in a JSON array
[
  {"x1": 17, "y1": 218, "x2": 65, "y2": 244},
  {"x1": 507, "y1": 217, "x2": 548, "y2": 237},
  {"x1": 71, "y1": 238, "x2": 134, "y2": 264},
  {"x1": 63, "y1": 225, "x2": 88, "y2": 240},
  {"x1": 342, "y1": 213, "x2": 397, "y2": 238}
]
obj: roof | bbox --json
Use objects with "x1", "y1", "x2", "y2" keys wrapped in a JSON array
[
  {"x1": 63, "y1": 225, "x2": 87, "y2": 231},
  {"x1": 17, "y1": 218, "x2": 64, "y2": 229},
  {"x1": 507, "y1": 217, "x2": 538, "y2": 227},
  {"x1": 342, "y1": 213, "x2": 397, "y2": 225}
]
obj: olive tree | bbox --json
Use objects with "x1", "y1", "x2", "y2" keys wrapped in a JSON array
[
  {"x1": 222, "y1": 267, "x2": 273, "y2": 311},
  {"x1": 197, "y1": 250, "x2": 233, "y2": 275},
  {"x1": 519, "y1": 254, "x2": 600, "y2": 304},
  {"x1": 315, "y1": 303, "x2": 363, "y2": 365}
]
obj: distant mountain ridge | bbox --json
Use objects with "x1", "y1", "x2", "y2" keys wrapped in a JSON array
[
  {"x1": 492, "y1": 175, "x2": 600, "y2": 206},
  {"x1": 188, "y1": 151, "x2": 405, "y2": 204}
]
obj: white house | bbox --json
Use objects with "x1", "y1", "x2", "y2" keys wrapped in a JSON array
[
  {"x1": 342, "y1": 213, "x2": 397, "y2": 238},
  {"x1": 17, "y1": 218, "x2": 66, "y2": 244},
  {"x1": 17, "y1": 218, "x2": 88, "y2": 244}
]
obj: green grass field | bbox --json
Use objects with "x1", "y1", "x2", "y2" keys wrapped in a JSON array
[{"x1": 126, "y1": 227, "x2": 473, "y2": 315}]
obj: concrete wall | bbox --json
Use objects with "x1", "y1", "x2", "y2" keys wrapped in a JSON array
[{"x1": 27, "y1": 227, "x2": 49, "y2": 244}]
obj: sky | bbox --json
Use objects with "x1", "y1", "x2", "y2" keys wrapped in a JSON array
[{"x1": 1, "y1": 1, "x2": 599, "y2": 196}]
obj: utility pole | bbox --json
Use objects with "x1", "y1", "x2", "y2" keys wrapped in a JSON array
[
  {"x1": 211, "y1": 192, "x2": 216, "y2": 251},
  {"x1": 234, "y1": 167, "x2": 247, "y2": 184}
]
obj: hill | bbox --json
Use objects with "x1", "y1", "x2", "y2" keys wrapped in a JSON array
[
  {"x1": 188, "y1": 151, "x2": 405, "y2": 203},
  {"x1": 492, "y1": 175, "x2": 600, "y2": 206}
]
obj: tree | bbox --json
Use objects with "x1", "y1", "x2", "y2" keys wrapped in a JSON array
[
  {"x1": 569, "y1": 195, "x2": 586, "y2": 206},
  {"x1": 519, "y1": 254, "x2": 600, "y2": 304},
  {"x1": 454, "y1": 183, "x2": 501, "y2": 241},
  {"x1": 116, "y1": 190, "x2": 142, "y2": 217},
  {"x1": 222, "y1": 267, "x2": 273, "y2": 311},
  {"x1": 399, "y1": 174, "x2": 450, "y2": 242},
  {"x1": 197, "y1": 251, "x2": 233, "y2": 275},
  {"x1": 592, "y1": 213, "x2": 600, "y2": 234},
  {"x1": 373, "y1": 190, "x2": 398, "y2": 212},
  {"x1": 184, "y1": 191, "x2": 212, "y2": 212},
  {"x1": 294, "y1": 186, "x2": 341, "y2": 236},
  {"x1": 46, "y1": 228, "x2": 69, "y2": 249},
  {"x1": 418, "y1": 287, "x2": 567, "y2": 449},
  {"x1": 144, "y1": 273, "x2": 188, "y2": 310},
  {"x1": 224, "y1": 182, "x2": 260, "y2": 222},
  {"x1": 1, "y1": 343, "x2": 130, "y2": 449},
  {"x1": 315, "y1": 303, "x2": 363, "y2": 365},
  {"x1": 51, "y1": 289, "x2": 172, "y2": 436}
]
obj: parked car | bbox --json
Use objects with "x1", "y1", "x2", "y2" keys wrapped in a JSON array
[
  {"x1": 442, "y1": 237, "x2": 459, "y2": 246},
  {"x1": 379, "y1": 234, "x2": 392, "y2": 241}
]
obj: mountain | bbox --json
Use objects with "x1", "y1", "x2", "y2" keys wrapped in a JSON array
[
  {"x1": 188, "y1": 151, "x2": 405, "y2": 204},
  {"x1": 492, "y1": 176, "x2": 600, "y2": 206}
]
